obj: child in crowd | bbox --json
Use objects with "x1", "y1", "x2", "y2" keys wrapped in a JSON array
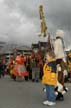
[{"x1": 42, "y1": 51, "x2": 57, "y2": 106}]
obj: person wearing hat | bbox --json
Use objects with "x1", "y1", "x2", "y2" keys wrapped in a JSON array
[
  {"x1": 54, "y1": 30, "x2": 65, "y2": 60},
  {"x1": 54, "y1": 30, "x2": 67, "y2": 86}
]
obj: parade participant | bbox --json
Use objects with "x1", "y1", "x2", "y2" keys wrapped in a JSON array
[
  {"x1": 13, "y1": 53, "x2": 28, "y2": 81},
  {"x1": 0, "y1": 61, "x2": 2, "y2": 78},
  {"x1": 39, "y1": 59, "x2": 43, "y2": 79},
  {"x1": 26, "y1": 55, "x2": 32, "y2": 80},
  {"x1": 0, "y1": 60, "x2": 6, "y2": 78},
  {"x1": 31, "y1": 54, "x2": 40, "y2": 82},
  {"x1": 67, "y1": 51, "x2": 71, "y2": 82},
  {"x1": 8, "y1": 57, "x2": 14, "y2": 73},
  {"x1": 9, "y1": 58, "x2": 16, "y2": 80},
  {"x1": 42, "y1": 51, "x2": 57, "y2": 106},
  {"x1": 54, "y1": 30, "x2": 66, "y2": 60},
  {"x1": 54, "y1": 30, "x2": 67, "y2": 85}
]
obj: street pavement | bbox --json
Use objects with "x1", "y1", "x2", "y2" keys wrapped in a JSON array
[{"x1": 0, "y1": 76, "x2": 71, "y2": 108}]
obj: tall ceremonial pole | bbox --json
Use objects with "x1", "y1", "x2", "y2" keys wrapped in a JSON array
[
  {"x1": 39, "y1": 4, "x2": 47, "y2": 37},
  {"x1": 35, "y1": 0, "x2": 47, "y2": 37},
  {"x1": 35, "y1": 0, "x2": 54, "y2": 51},
  {"x1": 38, "y1": 1, "x2": 54, "y2": 51}
]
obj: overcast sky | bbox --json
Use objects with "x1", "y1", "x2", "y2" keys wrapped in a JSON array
[{"x1": 0, "y1": 0, "x2": 71, "y2": 47}]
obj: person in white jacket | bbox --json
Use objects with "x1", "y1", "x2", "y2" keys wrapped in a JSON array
[
  {"x1": 54, "y1": 30, "x2": 66, "y2": 60},
  {"x1": 54, "y1": 30, "x2": 67, "y2": 85}
]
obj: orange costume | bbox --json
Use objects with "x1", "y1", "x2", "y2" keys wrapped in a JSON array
[{"x1": 13, "y1": 55, "x2": 28, "y2": 77}]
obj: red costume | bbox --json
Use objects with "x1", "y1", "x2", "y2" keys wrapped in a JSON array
[{"x1": 13, "y1": 55, "x2": 28, "y2": 77}]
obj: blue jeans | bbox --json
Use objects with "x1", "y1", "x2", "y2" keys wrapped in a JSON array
[{"x1": 45, "y1": 84, "x2": 56, "y2": 102}]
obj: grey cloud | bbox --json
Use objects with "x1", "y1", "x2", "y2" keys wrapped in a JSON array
[
  {"x1": 4, "y1": 0, "x2": 71, "y2": 27},
  {"x1": 45, "y1": 0, "x2": 71, "y2": 30},
  {"x1": 0, "y1": 0, "x2": 71, "y2": 48}
]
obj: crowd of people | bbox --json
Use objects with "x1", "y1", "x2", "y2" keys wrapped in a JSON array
[
  {"x1": 0, "y1": 29, "x2": 71, "y2": 106},
  {"x1": 0, "y1": 51, "x2": 43, "y2": 82}
]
